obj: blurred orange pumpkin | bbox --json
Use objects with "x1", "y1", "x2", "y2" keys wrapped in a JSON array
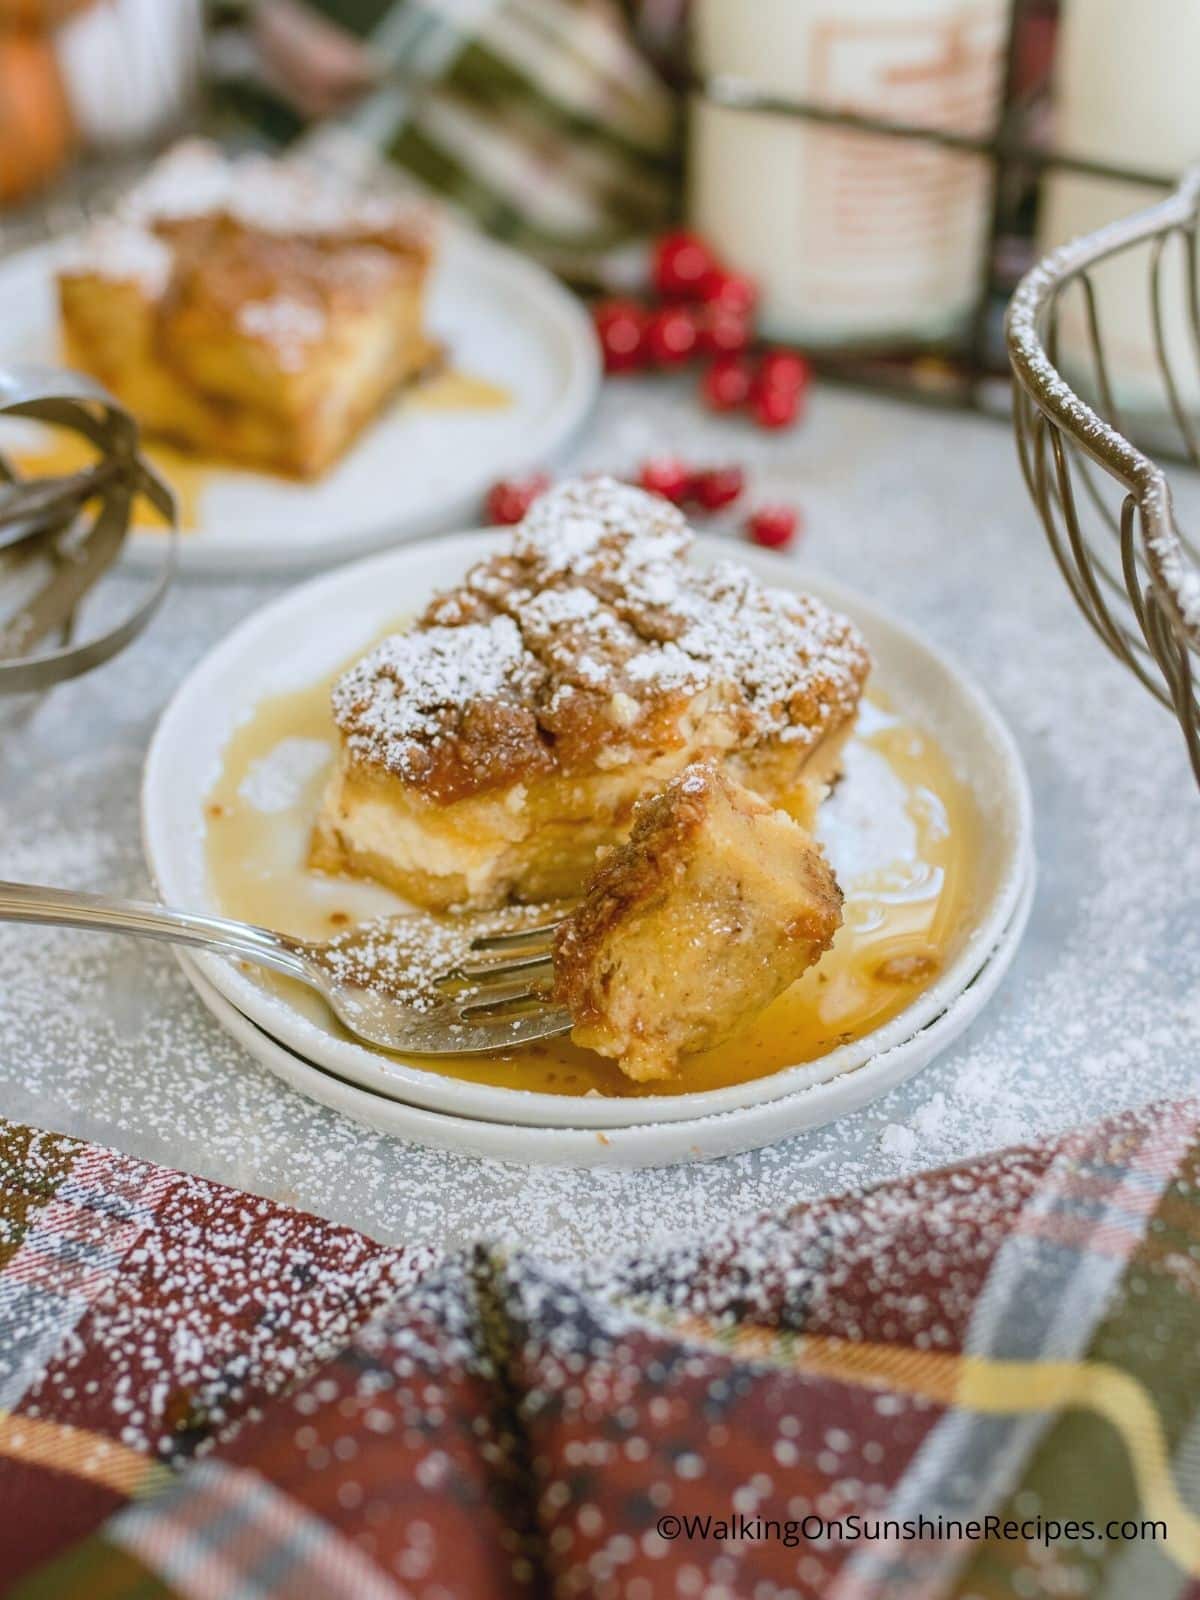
[
  {"x1": 0, "y1": 32, "x2": 74, "y2": 204},
  {"x1": 0, "y1": 1, "x2": 94, "y2": 27}
]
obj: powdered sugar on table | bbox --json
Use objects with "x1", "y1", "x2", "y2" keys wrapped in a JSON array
[{"x1": 0, "y1": 384, "x2": 1195, "y2": 1262}]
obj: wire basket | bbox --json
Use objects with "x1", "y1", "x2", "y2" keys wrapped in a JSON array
[{"x1": 1007, "y1": 171, "x2": 1200, "y2": 786}]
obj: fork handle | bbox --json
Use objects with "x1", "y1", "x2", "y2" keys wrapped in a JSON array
[{"x1": 0, "y1": 880, "x2": 313, "y2": 982}]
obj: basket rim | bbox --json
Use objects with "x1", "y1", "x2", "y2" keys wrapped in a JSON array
[{"x1": 1004, "y1": 168, "x2": 1200, "y2": 651}]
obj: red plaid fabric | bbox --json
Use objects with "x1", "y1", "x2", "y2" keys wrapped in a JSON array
[
  {"x1": 5, "y1": 1103, "x2": 1200, "y2": 1598},
  {"x1": 0, "y1": 1122, "x2": 435, "y2": 1585}
]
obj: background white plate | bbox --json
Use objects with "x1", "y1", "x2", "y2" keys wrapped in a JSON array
[
  {"x1": 177, "y1": 851, "x2": 1033, "y2": 1168},
  {"x1": 143, "y1": 531, "x2": 1035, "y2": 1130},
  {"x1": 0, "y1": 230, "x2": 598, "y2": 574}
]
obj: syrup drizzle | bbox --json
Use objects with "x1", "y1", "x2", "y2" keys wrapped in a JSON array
[
  {"x1": 202, "y1": 646, "x2": 979, "y2": 1100},
  {"x1": 2, "y1": 366, "x2": 512, "y2": 536}
]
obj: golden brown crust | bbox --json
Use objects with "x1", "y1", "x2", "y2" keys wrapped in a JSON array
[
  {"x1": 160, "y1": 221, "x2": 422, "y2": 360},
  {"x1": 552, "y1": 760, "x2": 844, "y2": 1080},
  {"x1": 551, "y1": 764, "x2": 725, "y2": 1011},
  {"x1": 331, "y1": 478, "x2": 871, "y2": 805},
  {"x1": 57, "y1": 141, "x2": 433, "y2": 478}
]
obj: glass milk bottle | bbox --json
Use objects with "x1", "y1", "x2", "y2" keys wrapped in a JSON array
[
  {"x1": 1039, "y1": 0, "x2": 1200, "y2": 417},
  {"x1": 689, "y1": 0, "x2": 1013, "y2": 348}
]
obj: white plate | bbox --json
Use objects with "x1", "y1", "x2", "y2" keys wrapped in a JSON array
[
  {"x1": 143, "y1": 530, "x2": 1035, "y2": 1130},
  {"x1": 0, "y1": 231, "x2": 598, "y2": 574},
  {"x1": 177, "y1": 853, "x2": 1034, "y2": 1169}
]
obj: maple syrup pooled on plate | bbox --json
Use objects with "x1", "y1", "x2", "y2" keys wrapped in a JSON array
[
  {"x1": 4, "y1": 370, "x2": 511, "y2": 535},
  {"x1": 405, "y1": 370, "x2": 510, "y2": 411},
  {"x1": 203, "y1": 629, "x2": 981, "y2": 1099},
  {"x1": 7, "y1": 432, "x2": 202, "y2": 530}
]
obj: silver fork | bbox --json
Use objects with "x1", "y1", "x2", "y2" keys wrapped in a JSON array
[{"x1": 0, "y1": 881, "x2": 571, "y2": 1053}]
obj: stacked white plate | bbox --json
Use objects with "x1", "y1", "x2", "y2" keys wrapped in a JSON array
[{"x1": 143, "y1": 535, "x2": 1034, "y2": 1169}]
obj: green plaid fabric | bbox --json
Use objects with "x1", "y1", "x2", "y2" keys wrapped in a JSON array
[
  {"x1": 7, "y1": 1103, "x2": 1200, "y2": 1595},
  {"x1": 212, "y1": 0, "x2": 683, "y2": 274}
]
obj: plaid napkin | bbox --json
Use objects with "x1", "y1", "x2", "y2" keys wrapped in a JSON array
[
  {"x1": 3, "y1": 1101, "x2": 1200, "y2": 1597},
  {"x1": 211, "y1": 0, "x2": 683, "y2": 275}
]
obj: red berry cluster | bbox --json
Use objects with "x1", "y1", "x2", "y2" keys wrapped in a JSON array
[
  {"x1": 637, "y1": 457, "x2": 742, "y2": 510},
  {"x1": 484, "y1": 466, "x2": 801, "y2": 552},
  {"x1": 703, "y1": 348, "x2": 810, "y2": 429},
  {"x1": 636, "y1": 458, "x2": 800, "y2": 549},
  {"x1": 593, "y1": 233, "x2": 755, "y2": 370},
  {"x1": 591, "y1": 231, "x2": 811, "y2": 431}
]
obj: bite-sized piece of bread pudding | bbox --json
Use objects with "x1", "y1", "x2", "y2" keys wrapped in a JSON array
[
  {"x1": 553, "y1": 761, "x2": 843, "y2": 1081},
  {"x1": 58, "y1": 141, "x2": 435, "y2": 478},
  {"x1": 311, "y1": 477, "x2": 869, "y2": 910}
]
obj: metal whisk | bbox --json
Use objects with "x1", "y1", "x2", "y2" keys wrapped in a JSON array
[
  {"x1": 1007, "y1": 170, "x2": 1200, "y2": 787},
  {"x1": 0, "y1": 366, "x2": 176, "y2": 693}
]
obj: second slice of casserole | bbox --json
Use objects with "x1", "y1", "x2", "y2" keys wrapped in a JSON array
[{"x1": 58, "y1": 140, "x2": 435, "y2": 479}]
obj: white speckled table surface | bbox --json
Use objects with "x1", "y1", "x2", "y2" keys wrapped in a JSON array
[{"x1": 1, "y1": 378, "x2": 1196, "y2": 1261}]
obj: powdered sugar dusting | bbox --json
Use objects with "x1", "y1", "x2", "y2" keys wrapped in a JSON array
[
  {"x1": 514, "y1": 475, "x2": 692, "y2": 576},
  {"x1": 58, "y1": 220, "x2": 172, "y2": 296},
  {"x1": 334, "y1": 477, "x2": 870, "y2": 794},
  {"x1": 236, "y1": 296, "x2": 328, "y2": 370},
  {"x1": 58, "y1": 137, "x2": 431, "y2": 378},
  {"x1": 0, "y1": 383, "x2": 1195, "y2": 1267},
  {"x1": 334, "y1": 616, "x2": 545, "y2": 782},
  {"x1": 121, "y1": 139, "x2": 430, "y2": 245},
  {"x1": 239, "y1": 738, "x2": 330, "y2": 814},
  {"x1": 320, "y1": 903, "x2": 554, "y2": 1015},
  {"x1": 6, "y1": 1122, "x2": 436, "y2": 1460}
]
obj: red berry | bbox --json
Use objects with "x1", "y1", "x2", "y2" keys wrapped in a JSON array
[
  {"x1": 747, "y1": 504, "x2": 801, "y2": 550},
  {"x1": 757, "y1": 349, "x2": 811, "y2": 394},
  {"x1": 645, "y1": 303, "x2": 700, "y2": 366},
  {"x1": 701, "y1": 355, "x2": 753, "y2": 412},
  {"x1": 691, "y1": 465, "x2": 745, "y2": 512},
  {"x1": 699, "y1": 302, "x2": 753, "y2": 357},
  {"x1": 638, "y1": 455, "x2": 691, "y2": 503},
  {"x1": 593, "y1": 298, "x2": 649, "y2": 373},
  {"x1": 700, "y1": 268, "x2": 758, "y2": 314},
  {"x1": 653, "y1": 230, "x2": 719, "y2": 299},
  {"x1": 486, "y1": 472, "x2": 551, "y2": 525},
  {"x1": 750, "y1": 382, "x2": 800, "y2": 429}
]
